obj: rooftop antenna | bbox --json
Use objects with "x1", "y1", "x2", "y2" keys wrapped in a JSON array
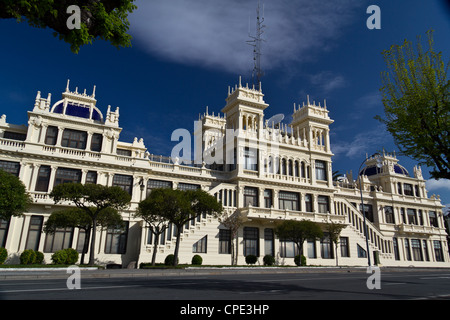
[{"x1": 247, "y1": 0, "x2": 266, "y2": 91}]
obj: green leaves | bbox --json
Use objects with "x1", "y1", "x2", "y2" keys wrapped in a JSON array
[
  {"x1": 0, "y1": 170, "x2": 32, "y2": 221},
  {"x1": 377, "y1": 30, "x2": 450, "y2": 179},
  {"x1": 0, "y1": 0, "x2": 137, "y2": 53}
]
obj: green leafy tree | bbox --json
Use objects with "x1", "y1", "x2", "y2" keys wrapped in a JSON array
[
  {"x1": 376, "y1": 30, "x2": 450, "y2": 180},
  {"x1": 275, "y1": 220, "x2": 323, "y2": 258},
  {"x1": 0, "y1": 170, "x2": 32, "y2": 221},
  {"x1": 0, "y1": 0, "x2": 137, "y2": 53},
  {"x1": 135, "y1": 190, "x2": 170, "y2": 266},
  {"x1": 219, "y1": 211, "x2": 245, "y2": 266},
  {"x1": 50, "y1": 183, "x2": 131, "y2": 265},
  {"x1": 145, "y1": 188, "x2": 223, "y2": 266},
  {"x1": 324, "y1": 221, "x2": 346, "y2": 266},
  {"x1": 44, "y1": 206, "x2": 123, "y2": 264}
]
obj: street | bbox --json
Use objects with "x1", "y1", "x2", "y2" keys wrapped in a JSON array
[{"x1": 1, "y1": 268, "x2": 450, "y2": 302}]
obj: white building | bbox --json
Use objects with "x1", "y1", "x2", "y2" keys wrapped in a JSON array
[{"x1": 0, "y1": 79, "x2": 448, "y2": 267}]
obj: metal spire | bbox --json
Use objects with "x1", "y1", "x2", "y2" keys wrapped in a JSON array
[{"x1": 247, "y1": 0, "x2": 266, "y2": 90}]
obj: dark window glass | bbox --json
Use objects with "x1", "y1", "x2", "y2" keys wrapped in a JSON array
[
  {"x1": 117, "y1": 148, "x2": 132, "y2": 157},
  {"x1": 90, "y1": 133, "x2": 103, "y2": 152},
  {"x1": 244, "y1": 187, "x2": 258, "y2": 207},
  {"x1": 279, "y1": 191, "x2": 299, "y2": 211},
  {"x1": 54, "y1": 168, "x2": 82, "y2": 187},
  {"x1": 61, "y1": 129, "x2": 87, "y2": 150},
  {"x1": 105, "y1": 222, "x2": 128, "y2": 254},
  {"x1": 35, "y1": 166, "x2": 51, "y2": 192},
  {"x1": 318, "y1": 196, "x2": 330, "y2": 213},
  {"x1": 219, "y1": 229, "x2": 231, "y2": 254},
  {"x1": 178, "y1": 183, "x2": 200, "y2": 191},
  {"x1": 44, "y1": 227, "x2": 73, "y2": 253},
  {"x1": 85, "y1": 171, "x2": 97, "y2": 184},
  {"x1": 0, "y1": 160, "x2": 20, "y2": 177},
  {"x1": 315, "y1": 160, "x2": 327, "y2": 181},
  {"x1": 243, "y1": 227, "x2": 259, "y2": 256},
  {"x1": 3, "y1": 131, "x2": 26, "y2": 141},
  {"x1": 45, "y1": 126, "x2": 58, "y2": 145},
  {"x1": 25, "y1": 216, "x2": 43, "y2": 251},
  {"x1": 112, "y1": 174, "x2": 133, "y2": 195}
]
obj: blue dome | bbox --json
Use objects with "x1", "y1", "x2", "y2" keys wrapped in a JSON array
[
  {"x1": 359, "y1": 163, "x2": 409, "y2": 176},
  {"x1": 51, "y1": 102, "x2": 103, "y2": 123}
]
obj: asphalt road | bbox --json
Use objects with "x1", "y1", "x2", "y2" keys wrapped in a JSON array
[
  {"x1": 1, "y1": 268, "x2": 449, "y2": 316},
  {"x1": 1, "y1": 268, "x2": 450, "y2": 300}
]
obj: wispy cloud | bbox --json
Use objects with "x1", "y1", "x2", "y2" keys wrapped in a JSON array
[
  {"x1": 129, "y1": 0, "x2": 362, "y2": 74},
  {"x1": 309, "y1": 71, "x2": 347, "y2": 94},
  {"x1": 426, "y1": 179, "x2": 450, "y2": 192},
  {"x1": 332, "y1": 125, "x2": 391, "y2": 158}
]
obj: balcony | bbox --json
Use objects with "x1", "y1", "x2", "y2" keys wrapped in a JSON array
[{"x1": 239, "y1": 206, "x2": 346, "y2": 224}]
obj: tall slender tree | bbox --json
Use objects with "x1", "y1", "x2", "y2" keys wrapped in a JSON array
[
  {"x1": 376, "y1": 30, "x2": 449, "y2": 180},
  {"x1": 50, "y1": 183, "x2": 131, "y2": 265}
]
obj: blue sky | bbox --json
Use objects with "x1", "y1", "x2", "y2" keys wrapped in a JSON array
[{"x1": 0, "y1": 0, "x2": 449, "y2": 210}]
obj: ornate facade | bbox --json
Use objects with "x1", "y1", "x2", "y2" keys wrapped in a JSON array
[{"x1": 0, "y1": 79, "x2": 448, "y2": 267}]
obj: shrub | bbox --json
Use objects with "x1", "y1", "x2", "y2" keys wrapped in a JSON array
[
  {"x1": 20, "y1": 249, "x2": 36, "y2": 265},
  {"x1": 164, "y1": 254, "x2": 178, "y2": 266},
  {"x1": 191, "y1": 255, "x2": 203, "y2": 265},
  {"x1": 0, "y1": 247, "x2": 7, "y2": 265},
  {"x1": 65, "y1": 248, "x2": 79, "y2": 265},
  {"x1": 294, "y1": 255, "x2": 307, "y2": 266},
  {"x1": 245, "y1": 255, "x2": 258, "y2": 265},
  {"x1": 51, "y1": 250, "x2": 68, "y2": 265},
  {"x1": 51, "y1": 248, "x2": 79, "y2": 265},
  {"x1": 34, "y1": 251, "x2": 44, "y2": 264},
  {"x1": 263, "y1": 255, "x2": 275, "y2": 266}
]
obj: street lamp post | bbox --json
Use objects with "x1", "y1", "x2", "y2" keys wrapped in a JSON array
[{"x1": 358, "y1": 153, "x2": 381, "y2": 267}]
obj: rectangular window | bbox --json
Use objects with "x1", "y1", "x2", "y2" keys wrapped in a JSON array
[
  {"x1": 25, "y1": 216, "x2": 43, "y2": 251},
  {"x1": 35, "y1": 165, "x2": 51, "y2": 192},
  {"x1": 45, "y1": 126, "x2": 58, "y2": 146},
  {"x1": 178, "y1": 183, "x2": 200, "y2": 191},
  {"x1": 407, "y1": 209, "x2": 417, "y2": 225},
  {"x1": 280, "y1": 240, "x2": 298, "y2": 258},
  {"x1": 429, "y1": 211, "x2": 439, "y2": 227},
  {"x1": 44, "y1": 227, "x2": 73, "y2": 253},
  {"x1": 264, "y1": 228, "x2": 274, "y2": 256},
  {"x1": 305, "y1": 194, "x2": 313, "y2": 212},
  {"x1": 219, "y1": 229, "x2": 231, "y2": 254},
  {"x1": 90, "y1": 133, "x2": 103, "y2": 152},
  {"x1": 405, "y1": 239, "x2": 412, "y2": 261},
  {"x1": 244, "y1": 147, "x2": 258, "y2": 171},
  {"x1": 384, "y1": 206, "x2": 395, "y2": 224},
  {"x1": 279, "y1": 191, "x2": 299, "y2": 211},
  {"x1": 340, "y1": 237, "x2": 350, "y2": 257},
  {"x1": 3, "y1": 131, "x2": 26, "y2": 141},
  {"x1": 147, "y1": 179, "x2": 172, "y2": 195},
  {"x1": 321, "y1": 233, "x2": 333, "y2": 259},
  {"x1": 193, "y1": 236, "x2": 207, "y2": 253},
  {"x1": 0, "y1": 219, "x2": 10, "y2": 248},
  {"x1": 0, "y1": 160, "x2": 20, "y2": 177},
  {"x1": 361, "y1": 203, "x2": 374, "y2": 222},
  {"x1": 85, "y1": 171, "x2": 97, "y2": 184},
  {"x1": 434, "y1": 241, "x2": 444, "y2": 262},
  {"x1": 264, "y1": 189, "x2": 273, "y2": 208},
  {"x1": 403, "y1": 183, "x2": 413, "y2": 196},
  {"x1": 411, "y1": 239, "x2": 423, "y2": 261},
  {"x1": 61, "y1": 129, "x2": 87, "y2": 150},
  {"x1": 113, "y1": 174, "x2": 133, "y2": 195},
  {"x1": 423, "y1": 240, "x2": 430, "y2": 261},
  {"x1": 318, "y1": 196, "x2": 330, "y2": 213},
  {"x1": 315, "y1": 160, "x2": 327, "y2": 181},
  {"x1": 244, "y1": 187, "x2": 258, "y2": 207},
  {"x1": 243, "y1": 227, "x2": 259, "y2": 257},
  {"x1": 357, "y1": 244, "x2": 367, "y2": 258},
  {"x1": 76, "y1": 229, "x2": 88, "y2": 254},
  {"x1": 54, "y1": 168, "x2": 82, "y2": 187},
  {"x1": 393, "y1": 237, "x2": 400, "y2": 260},
  {"x1": 105, "y1": 222, "x2": 128, "y2": 254},
  {"x1": 117, "y1": 148, "x2": 132, "y2": 157},
  {"x1": 307, "y1": 239, "x2": 316, "y2": 258}
]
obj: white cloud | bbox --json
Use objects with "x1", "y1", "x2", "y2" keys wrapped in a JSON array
[
  {"x1": 310, "y1": 71, "x2": 347, "y2": 94},
  {"x1": 426, "y1": 179, "x2": 450, "y2": 192},
  {"x1": 129, "y1": 0, "x2": 362, "y2": 74},
  {"x1": 332, "y1": 125, "x2": 390, "y2": 158}
]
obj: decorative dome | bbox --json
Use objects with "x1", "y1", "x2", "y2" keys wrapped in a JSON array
[
  {"x1": 51, "y1": 101, "x2": 103, "y2": 123},
  {"x1": 359, "y1": 163, "x2": 409, "y2": 176}
]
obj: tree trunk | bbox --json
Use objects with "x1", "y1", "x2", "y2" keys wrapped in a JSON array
[
  {"x1": 80, "y1": 227, "x2": 91, "y2": 265},
  {"x1": 152, "y1": 232, "x2": 159, "y2": 266},
  {"x1": 173, "y1": 228, "x2": 182, "y2": 266},
  {"x1": 88, "y1": 218, "x2": 96, "y2": 266}
]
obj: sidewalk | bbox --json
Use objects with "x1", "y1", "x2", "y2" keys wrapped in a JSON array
[{"x1": 1, "y1": 265, "x2": 449, "y2": 280}]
